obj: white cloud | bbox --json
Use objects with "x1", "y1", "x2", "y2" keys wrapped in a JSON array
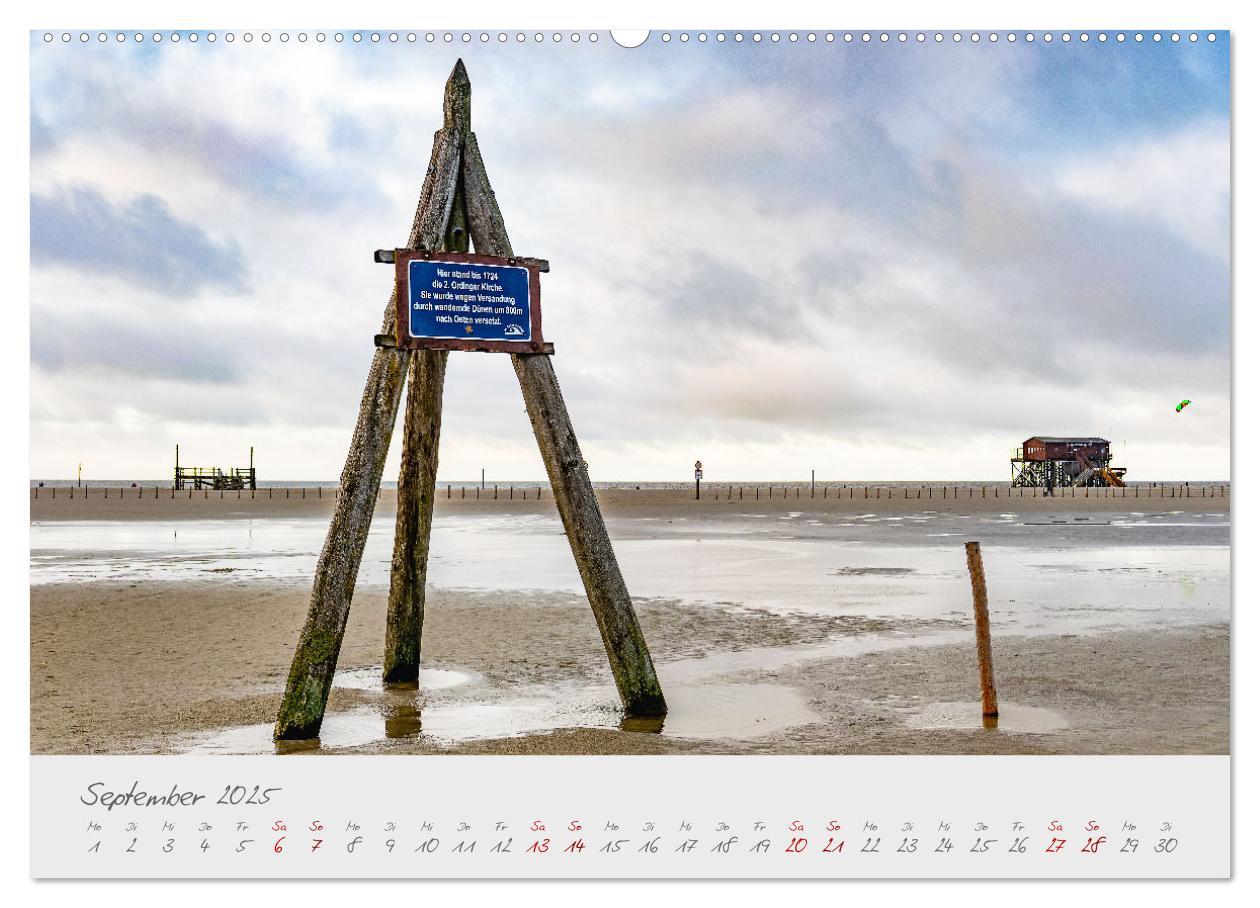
[
  {"x1": 1055, "y1": 119, "x2": 1230, "y2": 263},
  {"x1": 28, "y1": 42, "x2": 1231, "y2": 482}
]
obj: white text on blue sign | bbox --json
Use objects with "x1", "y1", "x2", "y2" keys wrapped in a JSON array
[{"x1": 408, "y1": 260, "x2": 531, "y2": 342}]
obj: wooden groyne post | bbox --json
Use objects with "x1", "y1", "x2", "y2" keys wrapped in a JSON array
[{"x1": 965, "y1": 541, "x2": 998, "y2": 718}]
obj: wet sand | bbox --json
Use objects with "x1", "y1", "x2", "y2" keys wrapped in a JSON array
[
  {"x1": 30, "y1": 578, "x2": 1228, "y2": 756},
  {"x1": 30, "y1": 488, "x2": 1230, "y2": 756}
]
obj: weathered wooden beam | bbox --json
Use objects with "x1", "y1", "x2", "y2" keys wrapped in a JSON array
[
  {"x1": 376, "y1": 248, "x2": 550, "y2": 273},
  {"x1": 462, "y1": 131, "x2": 667, "y2": 717},
  {"x1": 965, "y1": 541, "x2": 999, "y2": 719},
  {"x1": 383, "y1": 348, "x2": 449, "y2": 684},
  {"x1": 274, "y1": 61, "x2": 470, "y2": 740},
  {"x1": 383, "y1": 175, "x2": 469, "y2": 685}
]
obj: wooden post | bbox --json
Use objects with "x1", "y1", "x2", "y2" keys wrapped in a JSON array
[
  {"x1": 384, "y1": 345, "x2": 447, "y2": 685},
  {"x1": 463, "y1": 128, "x2": 666, "y2": 717},
  {"x1": 274, "y1": 62, "x2": 468, "y2": 739},
  {"x1": 383, "y1": 122, "x2": 468, "y2": 686},
  {"x1": 965, "y1": 541, "x2": 998, "y2": 718}
]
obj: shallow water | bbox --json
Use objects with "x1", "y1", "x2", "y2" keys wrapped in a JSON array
[
  {"x1": 35, "y1": 510, "x2": 1226, "y2": 755},
  {"x1": 31, "y1": 512, "x2": 1230, "y2": 639},
  {"x1": 183, "y1": 677, "x2": 822, "y2": 754},
  {"x1": 904, "y1": 701, "x2": 1070, "y2": 734},
  {"x1": 332, "y1": 665, "x2": 478, "y2": 691}
]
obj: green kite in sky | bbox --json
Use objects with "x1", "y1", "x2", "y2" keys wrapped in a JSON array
[{"x1": 1176, "y1": 399, "x2": 1192, "y2": 413}]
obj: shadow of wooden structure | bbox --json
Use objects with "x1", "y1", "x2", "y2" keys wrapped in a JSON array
[{"x1": 274, "y1": 60, "x2": 666, "y2": 740}]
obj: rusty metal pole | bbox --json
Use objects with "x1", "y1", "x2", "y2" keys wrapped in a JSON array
[{"x1": 965, "y1": 541, "x2": 998, "y2": 718}]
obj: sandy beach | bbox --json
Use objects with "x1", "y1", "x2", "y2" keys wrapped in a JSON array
[
  {"x1": 30, "y1": 490, "x2": 1230, "y2": 757},
  {"x1": 29, "y1": 579, "x2": 1228, "y2": 756}
]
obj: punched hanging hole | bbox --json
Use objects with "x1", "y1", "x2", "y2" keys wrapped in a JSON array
[{"x1": 610, "y1": 30, "x2": 650, "y2": 49}]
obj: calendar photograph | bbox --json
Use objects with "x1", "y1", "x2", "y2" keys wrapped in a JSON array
[
  {"x1": 24, "y1": 20, "x2": 1234, "y2": 881},
  {"x1": 29, "y1": 28, "x2": 1230, "y2": 759}
]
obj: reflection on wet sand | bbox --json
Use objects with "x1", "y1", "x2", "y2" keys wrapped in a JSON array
[
  {"x1": 31, "y1": 507, "x2": 1229, "y2": 756},
  {"x1": 185, "y1": 667, "x2": 824, "y2": 754},
  {"x1": 904, "y1": 701, "x2": 1070, "y2": 734}
]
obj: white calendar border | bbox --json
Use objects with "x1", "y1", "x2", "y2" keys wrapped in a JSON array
[
  {"x1": 30, "y1": 754, "x2": 1232, "y2": 879},
  {"x1": 5, "y1": 0, "x2": 1253, "y2": 901}
]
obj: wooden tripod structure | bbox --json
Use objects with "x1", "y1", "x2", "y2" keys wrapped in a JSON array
[{"x1": 274, "y1": 60, "x2": 667, "y2": 740}]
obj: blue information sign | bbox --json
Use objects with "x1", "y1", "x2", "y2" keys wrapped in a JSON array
[{"x1": 407, "y1": 258, "x2": 532, "y2": 343}]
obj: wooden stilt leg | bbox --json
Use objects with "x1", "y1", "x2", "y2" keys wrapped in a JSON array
[
  {"x1": 274, "y1": 64, "x2": 470, "y2": 740},
  {"x1": 383, "y1": 135, "x2": 470, "y2": 687},
  {"x1": 463, "y1": 131, "x2": 666, "y2": 717},
  {"x1": 513, "y1": 354, "x2": 667, "y2": 715},
  {"x1": 383, "y1": 349, "x2": 448, "y2": 685}
]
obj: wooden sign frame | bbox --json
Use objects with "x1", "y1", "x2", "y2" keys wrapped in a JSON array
[{"x1": 391, "y1": 249, "x2": 552, "y2": 354}]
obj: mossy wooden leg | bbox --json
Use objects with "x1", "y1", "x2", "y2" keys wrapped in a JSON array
[
  {"x1": 383, "y1": 347, "x2": 448, "y2": 685},
  {"x1": 384, "y1": 175, "x2": 466, "y2": 686},
  {"x1": 274, "y1": 63, "x2": 470, "y2": 740},
  {"x1": 462, "y1": 129, "x2": 666, "y2": 718},
  {"x1": 513, "y1": 353, "x2": 667, "y2": 716},
  {"x1": 273, "y1": 339, "x2": 411, "y2": 738}
]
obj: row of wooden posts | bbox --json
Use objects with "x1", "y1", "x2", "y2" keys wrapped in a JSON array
[
  {"x1": 704, "y1": 484, "x2": 1227, "y2": 499},
  {"x1": 33, "y1": 486, "x2": 334, "y2": 499},
  {"x1": 31, "y1": 483, "x2": 1231, "y2": 500},
  {"x1": 30, "y1": 485, "x2": 542, "y2": 500}
]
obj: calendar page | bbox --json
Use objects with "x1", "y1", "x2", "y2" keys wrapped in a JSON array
[{"x1": 24, "y1": 7, "x2": 1233, "y2": 884}]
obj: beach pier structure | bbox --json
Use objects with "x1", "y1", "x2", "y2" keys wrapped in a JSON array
[
  {"x1": 965, "y1": 541, "x2": 999, "y2": 721},
  {"x1": 275, "y1": 60, "x2": 666, "y2": 740},
  {"x1": 173, "y1": 444, "x2": 257, "y2": 491},
  {"x1": 1010, "y1": 436, "x2": 1126, "y2": 489}
]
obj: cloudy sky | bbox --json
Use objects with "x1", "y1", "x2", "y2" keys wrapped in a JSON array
[{"x1": 30, "y1": 32, "x2": 1230, "y2": 482}]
